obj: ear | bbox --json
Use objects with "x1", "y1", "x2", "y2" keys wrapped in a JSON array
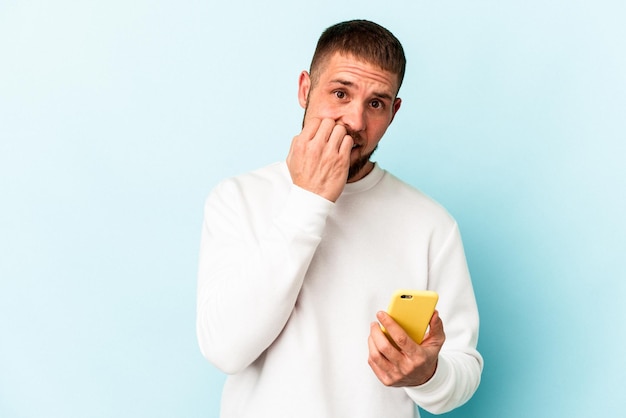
[
  {"x1": 390, "y1": 97, "x2": 402, "y2": 124},
  {"x1": 298, "y1": 71, "x2": 311, "y2": 109}
]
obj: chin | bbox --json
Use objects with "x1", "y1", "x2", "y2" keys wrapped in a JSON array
[
  {"x1": 347, "y1": 158, "x2": 370, "y2": 181},
  {"x1": 348, "y1": 146, "x2": 377, "y2": 181}
]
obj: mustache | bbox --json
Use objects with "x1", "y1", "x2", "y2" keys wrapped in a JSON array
[{"x1": 344, "y1": 127, "x2": 362, "y2": 143}]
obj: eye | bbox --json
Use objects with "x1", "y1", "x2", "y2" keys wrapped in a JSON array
[
  {"x1": 370, "y1": 99, "x2": 383, "y2": 109},
  {"x1": 334, "y1": 90, "x2": 346, "y2": 99}
]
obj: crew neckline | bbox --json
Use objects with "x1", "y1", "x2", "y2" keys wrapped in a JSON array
[{"x1": 342, "y1": 163, "x2": 385, "y2": 195}]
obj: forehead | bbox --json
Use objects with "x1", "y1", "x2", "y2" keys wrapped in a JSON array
[{"x1": 314, "y1": 52, "x2": 400, "y2": 94}]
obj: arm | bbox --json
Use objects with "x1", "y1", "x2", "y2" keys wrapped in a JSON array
[
  {"x1": 196, "y1": 180, "x2": 333, "y2": 374},
  {"x1": 197, "y1": 117, "x2": 352, "y2": 374},
  {"x1": 368, "y1": 222, "x2": 483, "y2": 414}
]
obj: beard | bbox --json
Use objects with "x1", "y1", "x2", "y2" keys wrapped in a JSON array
[{"x1": 348, "y1": 141, "x2": 377, "y2": 181}]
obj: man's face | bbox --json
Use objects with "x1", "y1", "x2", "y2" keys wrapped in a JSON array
[{"x1": 298, "y1": 52, "x2": 402, "y2": 182}]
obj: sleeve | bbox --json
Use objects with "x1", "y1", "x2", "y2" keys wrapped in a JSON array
[
  {"x1": 196, "y1": 179, "x2": 334, "y2": 374},
  {"x1": 404, "y1": 222, "x2": 483, "y2": 414}
]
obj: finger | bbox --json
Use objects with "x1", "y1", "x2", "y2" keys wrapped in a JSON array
[
  {"x1": 367, "y1": 326, "x2": 386, "y2": 363},
  {"x1": 430, "y1": 310, "x2": 442, "y2": 331},
  {"x1": 327, "y1": 122, "x2": 346, "y2": 143},
  {"x1": 288, "y1": 118, "x2": 332, "y2": 165},
  {"x1": 367, "y1": 339, "x2": 389, "y2": 382},
  {"x1": 311, "y1": 118, "x2": 337, "y2": 143},
  {"x1": 369, "y1": 321, "x2": 392, "y2": 357},
  {"x1": 425, "y1": 310, "x2": 443, "y2": 337},
  {"x1": 422, "y1": 310, "x2": 446, "y2": 347},
  {"x1": 371, "y1": 316, "x2": 406, "y2": 364},
  {"x1": 376, "y1": 311, "x2": 419, "y2": 352},
  {"x1": 326, "y1": 124, "x2": 351, "y2": 153},
  {"x1": 300, "y1": 117, "x2": 323, "y2": 140},
  {"x1": 368, "y1": 323, "x2": 402, "y2": 387},
  {"x1": 368, "y1": 324, "x2": 391, "y2": 370},
  {"x1": 338, "y1": 133, "x2": 353, "y2": 155}
]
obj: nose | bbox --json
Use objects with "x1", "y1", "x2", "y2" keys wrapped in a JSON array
[{"x1": 338, "y1": 102, "x2": 366, "y2": 133}]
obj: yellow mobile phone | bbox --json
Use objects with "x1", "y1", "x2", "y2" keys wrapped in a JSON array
[{"x1": 382, "y1": 289, "x2": 439, "y2": 345}]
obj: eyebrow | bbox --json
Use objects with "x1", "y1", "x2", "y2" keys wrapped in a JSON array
[{"x1": 329, "y1": 79, "x2": 394, "y2": 101}]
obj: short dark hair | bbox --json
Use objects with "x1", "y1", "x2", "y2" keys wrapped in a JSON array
[{"x1": 309, "y1": 20, "x2": 406, "y2": 94}]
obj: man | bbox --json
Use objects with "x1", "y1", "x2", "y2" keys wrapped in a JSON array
[{"x1": 197, "y1": 19, "x2": 483, "y2": 418}]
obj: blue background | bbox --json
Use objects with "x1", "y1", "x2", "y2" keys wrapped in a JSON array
[{"x1": 1, "y1": 1, "x2": 625, "y2": 417}]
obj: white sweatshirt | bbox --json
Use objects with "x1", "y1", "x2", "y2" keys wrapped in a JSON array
[{"x1": 197, "y1": 162, "x2": 482, "y2": 418}]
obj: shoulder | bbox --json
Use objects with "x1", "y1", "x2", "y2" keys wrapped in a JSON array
[
  {"x1": 377, "y1": 169, "x2": 457, "y2": 228},
  {"x1": 209, "y1": 162, "x2": 290, "y2": 199}
]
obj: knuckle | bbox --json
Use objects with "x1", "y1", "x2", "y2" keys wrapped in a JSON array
[
  {"x1": 368, "y1": 348, "x2": 383, "y2": 364},
  {"x1": 380, "y1": 372, "x2": 396, "y2": 387},
  {"x1": 379, "y1": 341, "x2": 395, "y2": 357},
  {"x1": 367, "y1": 351, "x2": 379, "y2": 363},
  {"x1": 367, "y1": 356, "x2": 377, "y2": 369},
  {"x1": 395, "y1": 334, "x2": 408, "y2": 347}
]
